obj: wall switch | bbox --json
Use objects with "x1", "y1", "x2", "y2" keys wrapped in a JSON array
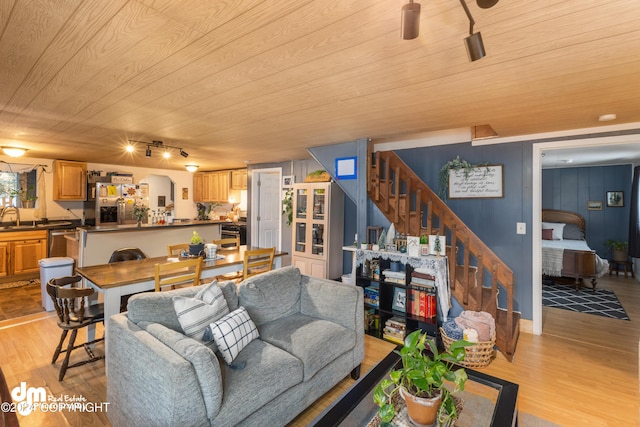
[{"x1": 516, "y1": 222, "x2": 526, "y2": 235}]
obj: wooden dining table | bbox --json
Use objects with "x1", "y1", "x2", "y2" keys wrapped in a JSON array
[{"x1": 75, "y1": 245, "x2": 286, "y2": 352}]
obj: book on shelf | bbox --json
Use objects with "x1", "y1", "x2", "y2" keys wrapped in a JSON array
[
  {"x1": 384, "y1": 276, "x2": 406, "y2": 285},
  {"x1": 364, "y1": 286, "x2": 379, "y2": 308},
  {"x1": 385, "y1": 316, "x2": 406, "y2": 330},
  {"x1": 408, "y1": 287, "x2": 436, "y2": 319},
  {"x1": 382, "y1": 332, "x2": 404, "y2": 345},
  {"x1": 382, "y1": 269, "x2": 406, "y2": 279}
]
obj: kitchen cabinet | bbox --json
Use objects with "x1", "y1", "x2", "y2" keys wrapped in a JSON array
[
  {"x1": 53, "y1": 160, "x2": 87, "y2": 201},
  {"x1": 291, "y1": 182, "x2": 344, "y2": 279},
  {"x1": 193, "y1": 171, "x2": 229, "y2": 203},
  {"x1": 231, "y1": 169, "x2": 247, "y2": 190},
  {"x1": 0, "y1": 230, "x2": 47, "y2": 276}
]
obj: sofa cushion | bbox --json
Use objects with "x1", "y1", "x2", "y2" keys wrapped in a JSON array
[
  {"x1": 213, "y1": 339, "x2": 303, "y2": 425},
  {"x1": 140, "y1": 321, "x2": 223, "y2": 421},
  {"x1": 258, "y1": 313, "x2": 356, "y2": 380},
  {"x1": 209, "y1": 307, "x2": 259, "y2": 364},
  {"x1": 238, "y1": 266, "x2": 302, "y2": 325},
  {"x1": 128, "y1": 281, "x2": 237, "y2": 331},
  {"x1": 173, "y1": 282, "x2": 230, "y2": 349}
]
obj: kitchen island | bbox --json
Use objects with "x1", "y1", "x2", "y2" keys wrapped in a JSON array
[{"x1": 70, "y1": 220, "x2": 225, "y2": 267}]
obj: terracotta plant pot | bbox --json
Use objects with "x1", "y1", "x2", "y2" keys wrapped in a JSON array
[{"x1": 400, "y1": 387, "x2": 442, "y2": 427}]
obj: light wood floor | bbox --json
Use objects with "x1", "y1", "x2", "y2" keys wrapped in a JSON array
[{"x1": 0, "y1": 273, "x2": 637, "y2": 426}]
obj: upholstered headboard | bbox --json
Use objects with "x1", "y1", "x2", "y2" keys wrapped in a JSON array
[{"x1": 542, "y1": 209, "x2": 585, "y2": 231}]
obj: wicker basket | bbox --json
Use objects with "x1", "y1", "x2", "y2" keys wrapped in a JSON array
[{"x1": 440, "y1": 327, "x2": 496, "y2": 369}]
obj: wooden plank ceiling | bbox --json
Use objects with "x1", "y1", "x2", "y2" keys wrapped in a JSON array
[{"x1": 1, "y1": 0, "x2": 640, "y2": 171}]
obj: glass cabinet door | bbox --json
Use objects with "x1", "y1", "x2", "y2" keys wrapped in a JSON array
[
  {"x1": 312, "y1": 188, "x2": 325, "y2": 220},
  {"x1": 295, "y1": 222, "x2": 307, "y2": 253},
  {"x1": 296, "y1": 188, "x2": 308, "y2": 219},
  {"x1": 312, "y1": 223, "x2": 324, "y2": 255}
]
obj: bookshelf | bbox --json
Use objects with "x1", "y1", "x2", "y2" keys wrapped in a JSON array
[{"x1": 353, "y1": 249, "x2": 449, "y2": 345}]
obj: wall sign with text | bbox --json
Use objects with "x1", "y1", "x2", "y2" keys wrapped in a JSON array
[{"x1": 448, "y1": 165, "x2": 503, "y2": 199}]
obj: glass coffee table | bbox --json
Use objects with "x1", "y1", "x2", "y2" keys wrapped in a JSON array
[{"x1": 311, "y1": 352, "x2": 518, "y2": 427}]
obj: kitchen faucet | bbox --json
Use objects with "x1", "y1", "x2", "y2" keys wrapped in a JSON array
[{"x1": 0, "y1": 206, "x2": 20, "y2": 226}]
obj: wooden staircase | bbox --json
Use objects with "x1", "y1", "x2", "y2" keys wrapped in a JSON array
[{"x1": 367, "y1": 145, "x2": 520, "y2": 362}]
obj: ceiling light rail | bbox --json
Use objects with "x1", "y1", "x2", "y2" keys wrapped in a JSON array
[
  {"x1": 127, "y1": 139, "x2": 189, "y2": 159},
  {"x1": 400, "y1": 0, "x2": 498, "y2": 61}
]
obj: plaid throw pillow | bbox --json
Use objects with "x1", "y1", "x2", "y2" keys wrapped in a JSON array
[{"x1": 209, "y1": 307, "x2": 259, "y2": 364}]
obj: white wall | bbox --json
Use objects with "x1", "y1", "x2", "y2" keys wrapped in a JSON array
[{"x1": 0, "y1": 155, "x2": 198, "y2": 222}]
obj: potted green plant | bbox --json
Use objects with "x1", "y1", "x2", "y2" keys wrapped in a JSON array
[
  {"x1": 373, "y1": 330, "x2": 471, "y2": 426},
  {"x1": 420, "y1": 235, "x2": 429, "y2": 256},
  {"x1": 605, "y1": 239, "x2": 628, "y2": 262},
  {"x1": 133, "y1": 201, "x2": 149, "y2": 227},
  {"x1": 189, "y1": 230, "x2": 205, "y2": 256}
]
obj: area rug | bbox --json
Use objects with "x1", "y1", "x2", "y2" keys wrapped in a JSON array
[
  {"x1": 0, "y1": 278, "x2": 40, "y2": 290},
  {"x1": 542, "y1": 281, "x2": 630, "y2": 320}
]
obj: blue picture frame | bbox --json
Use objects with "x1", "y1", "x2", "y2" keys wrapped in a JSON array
[{"x1": 335, "y1": 156, "x2": 357, "y2": 180}]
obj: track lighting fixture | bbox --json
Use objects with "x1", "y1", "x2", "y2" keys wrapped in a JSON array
[
  {"x1": 401, "y1": 0, "x2": 498, "y2": 62},
  {"x1": 401, "y1": 0, "x2": 421, "y2": 40},
  {"x1": 128, "y1": 139, "x2": 192, "y2": 160},
  {"x1": 459, "y1": 0, "x2": 486, "y2": 61}
]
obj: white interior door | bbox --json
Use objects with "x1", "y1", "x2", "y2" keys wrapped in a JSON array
[{"x1": 252, "y1": 170, "x2": 281, "y2": 249}]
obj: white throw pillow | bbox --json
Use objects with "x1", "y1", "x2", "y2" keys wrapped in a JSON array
[
  {"x1": 209, "y1": 307, "x2": 259, "y2": 364},
  {"x1": 173, "y1": 281, "x2": 230, "y2": 348},
  {"x1": 541, "y1": 222, "x2": 565, "y2": 240}
]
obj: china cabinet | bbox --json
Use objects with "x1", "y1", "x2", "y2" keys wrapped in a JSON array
[{"x1": 291, "y1": 182, "x2": 344, "y2": 279}]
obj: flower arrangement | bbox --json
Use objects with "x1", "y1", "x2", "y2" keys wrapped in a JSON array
[{"x1": 133, "y1": 201, "x2": 149, "y2": 224}]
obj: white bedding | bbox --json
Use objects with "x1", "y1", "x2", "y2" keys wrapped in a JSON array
[{"x1": 542, "y1": 239, "x2": 609, "y2": 278}]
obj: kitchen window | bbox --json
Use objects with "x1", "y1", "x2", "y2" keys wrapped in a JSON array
[{"x1": 0, "y1": 170, "x2": 37, "y2": 207}]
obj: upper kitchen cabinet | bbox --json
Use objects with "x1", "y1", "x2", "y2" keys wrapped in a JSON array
[
  {"x1": 193, "y1": 171, "x2": 230, "y2": 203},
  {"x1": 231, "y1": 169, "x2": 247, "y2": 190},
  {"x1": 53, "y1": 160, "x2": 87, "y2": 201}
]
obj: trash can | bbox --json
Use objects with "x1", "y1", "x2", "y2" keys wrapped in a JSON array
[{"x1": 39, "y1": 257, "x2": 75, "y2": 311}]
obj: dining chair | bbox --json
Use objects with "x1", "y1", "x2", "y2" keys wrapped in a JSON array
[
  {"x1": 109, "y1": 247, "x2": 148, "y2": 312},
  {"x1": 108, "y1": 247, "x2": 147, "y2": 263},
  {"x1": 167, "y1": 243, "x2": 189, "y2": 257},
  {"x1": 154, "y1": 257, "x2": 203, "y2": 292},
  {"x1": 46, "y1": 275, "x2": 105, "y2": 381},
  {"x1": 243, "y1": 247, "x2": 276, "y2": 279},
  {"x1": 213, "y1": 236, "x2": 240, "y2": 251}
]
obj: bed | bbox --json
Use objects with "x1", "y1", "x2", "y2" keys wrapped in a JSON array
[{"x1": 541, "y1": 209, "x2": 610, "y2": 291}]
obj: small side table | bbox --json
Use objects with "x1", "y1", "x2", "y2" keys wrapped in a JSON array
[{"x1": 609, "y1": 259, "x2": 634, "y2": 278}]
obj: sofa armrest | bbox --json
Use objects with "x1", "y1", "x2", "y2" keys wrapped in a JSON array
[
  {"x1": 107, "y1": 314, "x2": 215, "y2": 427},
  {"x1": 299, "y1": 276, "x2": 364, "y2": 333}
]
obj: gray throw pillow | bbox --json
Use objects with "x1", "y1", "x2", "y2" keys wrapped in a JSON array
[
  {"x1": 562, "y1": 223, "x2": 585, "y2": 240},
  {"x1": 174, "y1": 282, "x2": 230, "y2": 349}
]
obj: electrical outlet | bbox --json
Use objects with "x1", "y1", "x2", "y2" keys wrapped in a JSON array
[{"x1": 516, "y1": 222, "x2": 526, "y2": 235}]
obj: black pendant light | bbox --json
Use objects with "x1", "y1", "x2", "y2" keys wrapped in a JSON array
[
  {"x1": 477, "y1": 0, "x2": 499, "y2": 9},
  {"x1": 401, "y1": 0, "x2": 421, "y2": 40},
  {"x1": 459, "y1": 0, "x2": 485, "y2": 61}
]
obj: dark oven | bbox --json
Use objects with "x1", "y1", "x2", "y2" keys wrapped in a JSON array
[{"x1": 221, "y1": 221, "x2": 246, "y2": 245}]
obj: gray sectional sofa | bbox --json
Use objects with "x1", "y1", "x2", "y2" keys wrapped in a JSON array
[{"x1": 106, "y1": 266, "x2": 364, "y2": 427}]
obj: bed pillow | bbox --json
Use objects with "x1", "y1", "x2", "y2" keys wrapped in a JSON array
[
  {"x1": 542, "y1": 229, "x2": 553, "y2": 240},
  {"x1": 562, "y1": 223, "x2": 585, "y2": 240},
  {"x1": 541, "y1": 222, "x2": 565, "y2": 240}
]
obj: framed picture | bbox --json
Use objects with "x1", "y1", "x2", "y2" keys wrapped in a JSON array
[
  {"x1": 392, "y1": 288, "x2": 406, "y2": 313},
  {"x1": 606, "y1": 191, "x2": 624, "y2": 207},
  {"x1": 587, "y1": 200, "x2": 602, "y2": 211},
  {"x1": 335, "y1": 156, "x2": 357, "y2": 180},
  {"x1": 157, "y1": 195, "x2": 166, "y2": 207},
  {"x1": 282, "y1": 175, "x2": 294, "y2": 188},
  {"x1": 448, "y1": 165, "x2": 503, "y2": 199}
]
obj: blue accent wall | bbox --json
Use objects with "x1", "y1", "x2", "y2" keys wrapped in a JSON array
[
  {"x1": 395, "y1": 142, "x2": 534, "y2": 319},
  {"x1": 542, "y1": 164, "x2": 632, "y2": 257}
]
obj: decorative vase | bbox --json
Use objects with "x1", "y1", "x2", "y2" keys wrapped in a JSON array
[
  {"x1": 189, "y1": 243, "x2": 204, "y2": 256},
  {"x1": 136, "y1": 220, "x2": 142, "y2": 228},
  {"x1": 399, "y1": 387, "x2": 442, "y2": 427}
]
